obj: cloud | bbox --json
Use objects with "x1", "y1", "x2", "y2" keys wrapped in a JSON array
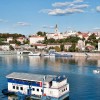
[
  {"x1": 0, "y1": 19, "x2": 8, "y2": 23},
  {"x1": 52, "y1": 0, "x2": 84, "y2": 7},
  {"x1": 16, "y1": 22, "x2": 32, "y2": 26},
  {"x1": 41, "y1": 0, "x2": 89, "y2": 16},
  {"x1": 96, "y1": 6, "x2": 100, "y2": 12},
  {"x1": 72, "y1": 4, "x2": 89, "y2": 9},
  {"x1": 93, "y1": 27, "x2": 100, "y2": 30},
  {"x1": 46, "y1": 8, "x2": 84, "y2": 16},
  {"x1": 42, "y1": 25, "x2": 54, "y2": 29}
]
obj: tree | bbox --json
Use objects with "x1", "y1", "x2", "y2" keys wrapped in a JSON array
[
  {"x1": 60, "y1": 44, "x2": 64, "y2": 51},
  {"x1": 36, "y1": 31, "x2": 46, "y2": 36},
  {"x1": 54, "y1": 46, "x2": 61, "y2": 52},
  {"x1": 9, "y1": 45, "x2": 14, "y2": 50},
  {"x1": 68, "y1": 44, "x2": 76, "y2": 52}
]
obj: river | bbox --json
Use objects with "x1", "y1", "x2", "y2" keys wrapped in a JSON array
[{"x1": 0, "y1": 55, "x2": 100, "y2": 100}]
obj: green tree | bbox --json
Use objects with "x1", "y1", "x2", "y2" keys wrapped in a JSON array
[
  {"x1": 68, "y1": 44, "x2": 76, "y2": 52},
  {"x1": 60, "y1": 44, "x2": 64, "y2": 51}
]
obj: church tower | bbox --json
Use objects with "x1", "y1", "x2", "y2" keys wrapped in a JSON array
[{"x1": 55, "y1": 24, "x2": 58, "y2": 34}]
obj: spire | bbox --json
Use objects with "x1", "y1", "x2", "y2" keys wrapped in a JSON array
[{"x1": 55, "y1": 24, "x2": 58, "y2": 34}]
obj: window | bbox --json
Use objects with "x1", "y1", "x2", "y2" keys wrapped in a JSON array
[
  {"x1": 20, "y1": 87, "x2": 23, "y2": 90},
  {"x1": 33, "y1": 88, "x2": 35, "y2": 91},
  {"x1": 41, "y1": 89, "x2": 43, "y2": 92},
  {"x1": 66, "y1": 87, "x2": 67, "y2": 90},
  {"x1": 13, "y1": 86, "x2": 15, "y2": 89},
  {"x1": 16, "y1": 86, "x2": 19, "y2": 90},
  {"x1": 37, "y1": 89, "x2": 39, "y2": 92}
]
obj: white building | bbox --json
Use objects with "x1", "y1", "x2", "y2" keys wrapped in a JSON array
[
  {"x1": 46, "y1": 24, "x2": 64, "y2": 40},
  {"x1": 0, "y1": 45, "x2": 10, "y2": 51},
  {"x1": 98, "y1": 41, "x2": 100, "y2": 51},
  {"x1": 77, "y1": 40, "x2": 85, "y2": 51},
  {"x1": 7, "y1": 37, "x2": 13, "y2": 43},
  {"x1": 29, "y1": 35, "x2": 45, "y2": 45},
  {"x1": 64, "y1": 30, "x2": 77, "y2": 36}
]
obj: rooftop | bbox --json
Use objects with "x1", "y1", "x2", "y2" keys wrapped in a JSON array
[{"x1": 6, "y1": 72, "x2": 56, "y2": 82}]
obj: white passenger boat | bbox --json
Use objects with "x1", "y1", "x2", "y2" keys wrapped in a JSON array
[
  {"x1": 5, "y1": 72, "x2": 69, "y2": 100},
  {"x1": 28, "y1": 52, "x2": 41, "y2": 56},
  {"x1": 44, "y1": 53, "x2": 55, "y2": 56}
]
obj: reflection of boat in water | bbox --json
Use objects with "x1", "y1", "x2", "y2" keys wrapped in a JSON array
[
  {"x1": 44, "y1": 53, "x2": 55, "y2": 56},
  {"x1": 28, "y1": 52, "x2": 41, "y2": 56},
  {"x1": 93, "y1": 69, "x2": 100, "y2": 74},
  {"x1": 2, "y1": 72, "x2": 69, "y2": 100}
]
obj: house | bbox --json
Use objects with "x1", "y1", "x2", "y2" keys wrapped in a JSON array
[
  {"x1": 98, "y1": 41, "x2": 100, "y2": 51},
  {"x1": 17, "y1": 37, "x2": 26, "y2": 44},
  {"x1": 32, "y1": 43, "x2": 46, "y2": 49},
  {"x1": 77, "y1": 40, "x2": 85, "y2": 51},
  {"x1": 77, "y1": 32, "x2": 89, "y2": 40},
  {"x1": 7, "y1": 37, "x2": 13, "y2": 43}
]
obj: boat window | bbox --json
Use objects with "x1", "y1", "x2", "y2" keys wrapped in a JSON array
[
  {"x1": 16, "y1": 86, "x2": 19, "y2": 90},
  {"x1": 13, "y1": 86, "x2": 15, "y2": 89},
  {"x1": 41, "y1": 89, "x2": 43, "y2": 92},
  {"x1": 66, "y1": 87, "x2": 67, "y2": 90},
  {"x1": 37, "y1": 89, "x2": 39, "y2": 92},
  {"x1": 33, "y1": 88, "x2": 35, "y2": 91},
  {"x1": 20, "y1": 87, "x2": 23, "y2": 90}
]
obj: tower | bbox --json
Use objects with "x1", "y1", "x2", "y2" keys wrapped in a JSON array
[{"x1": 55, "y1": 24, "x2": 58, "y2": 34}]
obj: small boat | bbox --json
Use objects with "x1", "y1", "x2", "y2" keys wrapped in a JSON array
[
  {"x1": 44, "y1": 53, "x2": 55, "y2": 56},
  {"x1": 54, "y1": 52, "x2": 72, "y2": 57},
  {"x1": 3, "y1": 72, "x2": 69, "y2": 100},
  {"x1": 93, "y1": 70, "x2": 100, "y2": 74},
  {"x1": 28, "y1": 52, "x2": 41, "y2": 56}
]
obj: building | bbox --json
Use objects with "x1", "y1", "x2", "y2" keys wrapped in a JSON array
[
  {"x1": 7, "y1": 37, "x2": 13, "y2": 43},
  {"x1": 46, "y1": 24, "x2": 64, "y2": 40},
  {"x1": 77, "y1": 40, "x2": 85, "y2": 51},
  {"x1": 98, "y1": 41, "x2": 100, "y2": 51},
  {"x1": 17, "y1": 37, "x2": 26, "y2": 44},
  {"x1": 0, "y1": 45, "x2": 10, "y2": 51},
  {"x1": 29, "y1": 35, "x2": 45, "y2": 45}
]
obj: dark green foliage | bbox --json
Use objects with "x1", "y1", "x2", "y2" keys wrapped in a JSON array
[
  {"x1": 0, "y1": 33, "x2": 25, "y2": 38},
  {"x1": 36, "y1": 31, "x2": 46, "y2": 36},
  {"x1": 9, "y1": 45, "x2": 14, "y2": 50},
  {"x1": 68, "y1": 44, "x2": 76, "y2": 52},
  {"x1": 60, "y1": 44, "x2": 64, "y2": 51}
]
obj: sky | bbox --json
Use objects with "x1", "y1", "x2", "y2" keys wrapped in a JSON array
[{"x1": 0, "y1": 0, "x2": 100, "y2": 36}]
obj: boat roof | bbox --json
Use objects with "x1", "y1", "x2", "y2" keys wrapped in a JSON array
[{"x1": 6, "y1": 72, "x2": 57, "y2": 82}]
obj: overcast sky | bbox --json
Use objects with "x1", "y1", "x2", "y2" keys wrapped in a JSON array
[{"x1": 0, "y1": 0, "x2": 100, "y2": 35}]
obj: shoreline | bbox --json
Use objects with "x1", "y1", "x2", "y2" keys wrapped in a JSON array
[{"x1": 0, "y1": 50, "x2": 100, "y2": 57}]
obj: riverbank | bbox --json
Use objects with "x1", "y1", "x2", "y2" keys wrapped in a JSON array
[
  {"x1": 67, "y1": 52, "x2": 100, "y2": 57},
  {"x1": 0, "y1": 50, "x2": 100, "y2": 57},
  {"x1": 0, "y1": 51, "x2": 17, "y2": 55}
]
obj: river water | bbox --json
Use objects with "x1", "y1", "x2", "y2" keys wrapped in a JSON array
[{"x1": 0, "y1": 55, "x2": 100, "y2": 100}]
